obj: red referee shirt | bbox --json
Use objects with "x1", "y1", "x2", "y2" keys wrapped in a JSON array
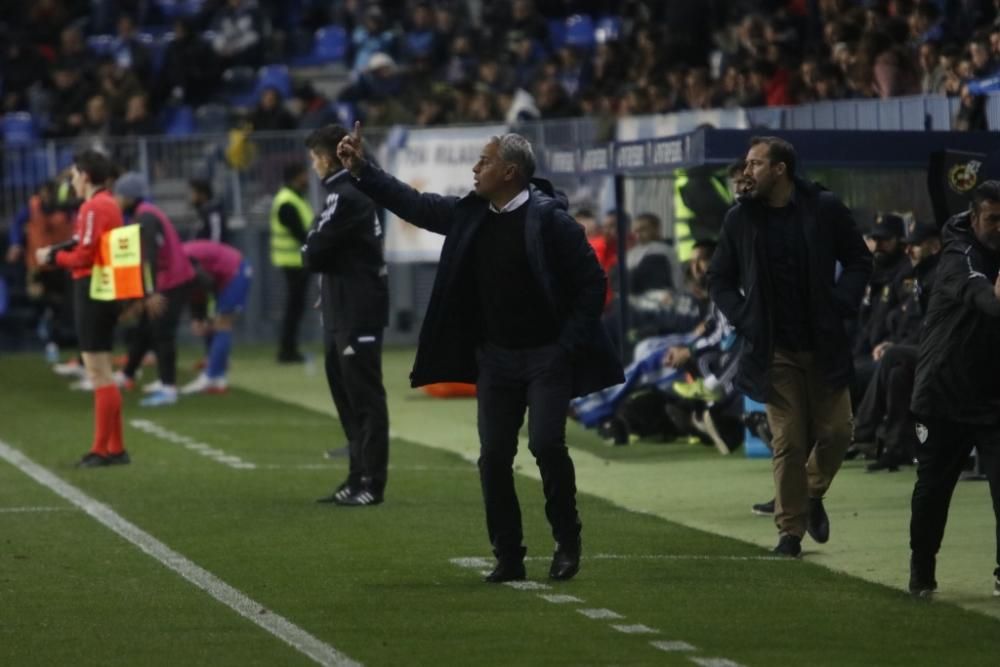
[{"x1": 55, "y1": 189, "x2": 124, "y2": 279}]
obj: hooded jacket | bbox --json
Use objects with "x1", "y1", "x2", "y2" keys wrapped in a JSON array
[
  {"x1": 707, "y1": 178, "x2": 872, "y2": 402},
  {"x1": 911, "y1": 211, "x2": 1000, "y2": 424},
  {"x1": 351, "y1": 162, "x2": 624, "y2": 397}
]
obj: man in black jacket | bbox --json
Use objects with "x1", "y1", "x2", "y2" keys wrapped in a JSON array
[
  {"x1": 337, "y1": 123, "x2": 623, "y2": 582},
  {"x1": 908, "y1": 182, "x2": 1000, "y2": 598},
  {"x1": 708, "y1": 136, "x2": 872, "y2": 557},
  {"x1": 305, "y1": 125, "x2": 390, "y2": 507}
]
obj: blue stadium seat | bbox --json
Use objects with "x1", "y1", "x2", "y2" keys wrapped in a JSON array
[
  {"x1": 162, "y1": 105, "x2": 195, "y2": 136},
  {"x1": 595, "y1": 16, "x2": 622, "y2": 43},
  {"x1": 2, "y1": 113, "x2": 38, "y2": 146},
  {"x1": 546, "y1": 19, "x2": 567, "y2": 51},
  {"x1": 564, "y1": 14, "x2": 596, "y2": 50},
  {"x1": 257, "y1": 65, "x2": 292, "y2": 99},
  {"x1": 87, "y1": 34, "x2": 116, "y2": 56},
  {"x1": 314, "y1": 25, "x2": 348, "y2": 63}
]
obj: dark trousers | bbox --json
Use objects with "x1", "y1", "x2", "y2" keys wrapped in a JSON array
[
  {"x1": 854, "y1": 345, "x2": 918, "y2": 461},
  {"x1": 124, "y1": 283, "x2": 190, "y2": 386},
  {"x1": 476, "y1": 342, "x2": 582, "y2": 560},
  {"x1": 279, "y1": 268, "x2": 308, "y2": 357},
  {"x1": 323, "y1": 327, "x2": 389, "y2": 493},
  {"x1": 910, "y1": 417, "x2": 1000, "y2": 570}
]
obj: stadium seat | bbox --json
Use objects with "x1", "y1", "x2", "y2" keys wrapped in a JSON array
[
  {"x1": 86, "y1": 34, "x2": 116, "y2": 56},
  {"x1": 564, "y1": 14, "x2": 596, "y2": 50},
  {"x1": 595, "y1": 16, "x2": 622, "y2": 43},
  {"x1": 161, "y1": 105, "x2": 195, "y2": 136},
  {"x1": 2, "y1": 113, "x2": 38, "y2": 146},
  {"x1": 546, "y1": 19, "x2": 567, "y2": 51},
  {"x1": 256, "y1": 65, "x2": 292, "y2": 100}
]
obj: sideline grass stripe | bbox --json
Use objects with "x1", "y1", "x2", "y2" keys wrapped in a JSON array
[{"x1": 0, "y1": 438, "x2": 360, "y2": 667}]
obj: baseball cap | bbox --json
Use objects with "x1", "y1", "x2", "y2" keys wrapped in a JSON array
[
  {"x1": 366, "y1": 52, "x2": 396, "y2": 72},
  {"x1": 113, "y1": 172, "x2": 149, "y2": 201},
  {"x1": 902, "y1": 220, "x2": 940, "y2": 245},
  {"x1": 868, "y1": 213, "x2": 905, "y2": 240}
]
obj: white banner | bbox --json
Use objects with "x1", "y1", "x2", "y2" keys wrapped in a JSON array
[
  {"x1": 616, "y1": 110, "x2": 749, "y2": 141},
  {"x1": 382, "y1": 125, "x2": 506, "y2": 262}
]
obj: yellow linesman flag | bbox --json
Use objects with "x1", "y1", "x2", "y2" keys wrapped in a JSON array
[{"x1": 89, "y1": 224, "x2": 147, "y2": 301}]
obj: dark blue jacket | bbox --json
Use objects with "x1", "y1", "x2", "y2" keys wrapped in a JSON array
[
  {"x1": 352, "y1": 162, "x2": 624, "y2": 397},
  {"x1": 707, "y1": 179, "x2": 872, "y2": 402}
]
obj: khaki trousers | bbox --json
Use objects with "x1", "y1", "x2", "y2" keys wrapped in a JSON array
[{"x1": 765, "y1": 349, "x2": 853, "y2": 537}]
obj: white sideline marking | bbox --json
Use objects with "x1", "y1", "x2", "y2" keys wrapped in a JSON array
[
  {"x1": 0, "y1": 506, "x2": 72, "y2": 513},
  {"x1": 130, "y1": 420, "x2": 257, "y2": 470},
  {"x1": 651, "y1": 641, "x2": 696, "y2": 652},
  {"x1": 689, "y1": 659, "x2": 746, "y2": 667},
  {"x1": 577, "y1": 608, "x2": 624, "y2": 620},
  {"x1": 538, "y1": 594, "x2": 582, "y2": 604},
  {"x1": 611, "y1": 624, "x2": 658, "y2": 635},
  {"x1": 0, "y1": 439, "x2": 359, "y2": 667},
  {"x1": 450, "y1": 557, "x2": 492, "y2": 570},
  {"x1": 504, "y1": 581, "x2": 550, "y2": 591},
  {"x1": 521, "y1": 553, "x2": 785, "y2": 563}
]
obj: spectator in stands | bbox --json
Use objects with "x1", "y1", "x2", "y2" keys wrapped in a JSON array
[
  {"x1": 955, "y1": 83, "x2": 989, "y2": 131},
  {"x1": 908, "y1": 181, "x2": 1000, "y2": 599},
  {"x1": 250, "y1": 87, "x2": 298, "y2": 132},
  {"x1": 445, "y1": 31, "x2": 480, "y2": 85},
  {"x1": 918, "y1": 40, "x2": 947, "y2": 94},
  {"x1": 968, "y1": 35, "x2": 996, "y2": 77},
  {"x1": 158, "y1": 17, "x2": 221, "y2": 106},
  {"x1": 708, "y1": 136, "x2": 872, "y2": 557},
  {"x1": 339, "y1": 52, "x2": 404, "y2": 106},
  {"x1": 80, "y1": 94, "x2": 114, "y2": 146},
  {"x1": 97, "y1": 60, "x2": 144, "y2": 122},
  {"x1": 535, "y1": 78, "x2": 580, "y2": 119},
  {"x1": 111, "y1": 13, "x2": 153, "y2": 83},
  {"x1": 118, "y1": 93, "x2": 157, "y2": 136},
  {"x1": 624, "y1": 213, "x2": 674, "y2": 295},
  {"x1": 211, "y1": 0, "x2": 264, "y2": 69},
  {"x1": 401, "y1": 2, "x2": 441, "y2": 65},
  {"x1": 508, "y1": 30, "x2": 544, "y2": 91},
  {"x1": 188, "y1": 179, "x2": 228, "y2": 243},
  {"x1": 58, "y1": 24, "x2": 97, "y2": 76},
  {"x1": 351, "y1": 5, "x2": 396, "y2": 73},
  {"x1": 44, "y1": 60, "x2": 90, "y2": 138}
]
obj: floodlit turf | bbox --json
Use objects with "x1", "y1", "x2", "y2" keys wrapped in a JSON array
[{"x1": 1, "y1": 351, "x2": 999, "y2": 666}]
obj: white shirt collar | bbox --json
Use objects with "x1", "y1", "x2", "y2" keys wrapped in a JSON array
[{"x1": 489, "y1": 188, "x2": 530, "y2": 214}]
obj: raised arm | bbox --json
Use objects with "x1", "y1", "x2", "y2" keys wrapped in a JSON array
[{"x1": 337, "y1": 122, "x2": 459, "y2": 236}]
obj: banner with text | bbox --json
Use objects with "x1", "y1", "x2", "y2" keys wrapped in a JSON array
[{"x1": 384, "y1": 125, "x2": 506, "y2": 262}]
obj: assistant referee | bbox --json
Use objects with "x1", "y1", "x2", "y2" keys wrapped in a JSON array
[{"x1": 36, "y1": 150, "x2": 129, "y2": 467}]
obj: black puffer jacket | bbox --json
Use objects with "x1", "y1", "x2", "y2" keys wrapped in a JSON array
[
  {"x1": 707, "y1": 178, "x2": 872, "y2": 402},
  {"x1": 911, "y1": 211, "x2": 1000, "y2": 424}
]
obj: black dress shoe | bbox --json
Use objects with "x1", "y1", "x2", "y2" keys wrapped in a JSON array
[
  {"x1": 549, "y1": 544, "x2": 581, "y2": 581},
  {"x1": 807, "y1": 497, "x2": 830, "y2": 544},
  {"x1": 484, "y1": 560, "x2": 526, "y2": 583},
  {"x1": 76, "y1": 452, "x2": 110, "y2": 468}
]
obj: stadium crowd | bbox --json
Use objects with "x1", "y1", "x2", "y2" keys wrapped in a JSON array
[{"x1": 2, "y1": 0, "x2": 1000, "y2": 140}]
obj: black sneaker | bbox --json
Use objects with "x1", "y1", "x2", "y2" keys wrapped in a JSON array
[
  {"x1": 333, "y1": 488, "x2": 383, "y2": 507},
  {"x1": 316, "y1": 480, "x2": 358, "y2": 504},
  {"x1": 75, "y1": 452, "x2": 110, "y2": 468},
  {"x1": 908, "y1": 554, "x2": 937, "y2": 598},
  {"x1": 772, "y1": 534, "x2": 802, "y2": 558},
  {"x1": 752, "y1": 498, "x2": 775, "y2": 516},
  {"x1": 549, "y1": 542, "x2": 581, "y2": 581},
  {"x1": 107, "y1": 451, "x2": 131, "y2": 466},
  {"x1": 807, "y1": 497, "x2": 830, "y2": 544}
]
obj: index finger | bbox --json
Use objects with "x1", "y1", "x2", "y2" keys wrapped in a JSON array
[{"x1": 352, "y1": 121, "x2": 362, "y2": 141}]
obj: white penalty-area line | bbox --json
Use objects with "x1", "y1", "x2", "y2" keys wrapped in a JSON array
[{"x1": 0, "y1": 438, "x2": 360, "y2": 667}]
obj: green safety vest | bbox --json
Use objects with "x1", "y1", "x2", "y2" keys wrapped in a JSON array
[
  {"x1": 673, "y1": 169, "x2": 731, "y2": 262},
  {"x1": 269, "y1": 186, "x2": 313, "y2": 268}
]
